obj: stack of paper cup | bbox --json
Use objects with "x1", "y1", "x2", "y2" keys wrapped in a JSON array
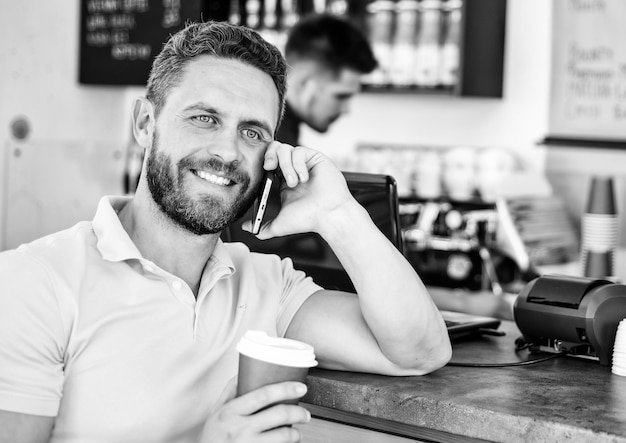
[
  {"x1": 581, "y1": 176, "x2": 618, "y2": 278},
  {"x1": 612, "y1": 319, "x2": 626, "y2": 376}
]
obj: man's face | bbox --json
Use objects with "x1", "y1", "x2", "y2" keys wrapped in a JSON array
[
  {"x1": 145, "y1": 56, "x2": 280, "y2": 235},
  {"x1": 304, "y1": 68, "x2": 362, "y2": 133}
]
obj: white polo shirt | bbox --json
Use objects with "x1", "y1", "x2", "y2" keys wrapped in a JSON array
[{"x1": 0, "y1": 196, "x2": 321, "y2": 443}]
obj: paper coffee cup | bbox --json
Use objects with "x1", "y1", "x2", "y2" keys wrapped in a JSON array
[{"x1": 236, "y1": 331, "x2": 317, "y2": 404}]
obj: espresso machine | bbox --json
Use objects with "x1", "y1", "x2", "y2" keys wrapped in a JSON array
[{"x1": 401, "y1": 199, "x2": 532, "y2": 293}]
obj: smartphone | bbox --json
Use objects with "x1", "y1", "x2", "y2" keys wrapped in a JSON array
[{"x1": 251, "y1": 171, "x2": 278, "y2": 235}]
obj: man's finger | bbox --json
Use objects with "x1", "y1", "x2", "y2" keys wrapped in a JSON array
[
  {"x1": 275, "y1": 143, "x2": 299, "y2": 188},
  {"x1": 292, "y1": 146, "x2": 310, "y2": 183},
  {"x1": 245, "y1": 404, "x2": 311, "y2": 434},
  {"x1": 224, "y1": 381, "x2": 307, "y2": 416}
]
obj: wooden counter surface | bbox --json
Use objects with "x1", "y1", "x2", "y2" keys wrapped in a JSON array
[{"x1": 301, "y1": 320, "x2": 626, "y2": 442}]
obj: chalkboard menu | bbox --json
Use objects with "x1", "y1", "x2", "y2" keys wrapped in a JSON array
[
  {"x1": 547, "y1": 0, "x2": 626, "y2": 145},
  {"x1": 79, "y1": 0, "x2": 203, "y2": 85}
]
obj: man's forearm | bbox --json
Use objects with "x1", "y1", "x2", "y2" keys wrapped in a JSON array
[{"x1": 318, "y1": 200, "x2": 452, "y2": 370}]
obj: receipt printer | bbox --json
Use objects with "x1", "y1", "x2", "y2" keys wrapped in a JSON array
[{"x1": 514, "y1": 275, "x2": 626, "y2": 366}]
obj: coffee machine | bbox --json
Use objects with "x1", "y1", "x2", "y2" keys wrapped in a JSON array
[{"x1": 401, "y1": 199, "x2": 535, "y2": 293}]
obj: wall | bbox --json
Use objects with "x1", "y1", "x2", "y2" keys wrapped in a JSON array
[
  {"x1": 1, "y1": 0, "x2": 623, "y2": 250},
  {"x1": 0, "y1": 1, "x2": 143, "y2": 249}
]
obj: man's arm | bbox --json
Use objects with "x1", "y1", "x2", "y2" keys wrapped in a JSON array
[
  {"x1": 0, "y1": 411, "x2": 54, "y2": 443},
  {"x1": 286, "y1": 200, "x2": 451, "y2": 375},
  {"x1": 251, "y1": 142, "x2": 452, "y2": 375}
]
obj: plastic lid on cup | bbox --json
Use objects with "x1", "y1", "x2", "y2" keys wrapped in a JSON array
[{"x1": 236, "y1": 330, "x2": 318, "y2": 368}]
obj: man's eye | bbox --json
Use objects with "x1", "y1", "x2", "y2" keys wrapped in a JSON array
[
  {"x1": 193, "y1": 115, "x2": 216, "y2": 124},
  {"x1": 243, "y1": 128, "x2": 261, "y2": 140}
]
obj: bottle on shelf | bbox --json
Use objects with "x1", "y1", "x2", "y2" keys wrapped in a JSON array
[
  {"x1": 327, "y1": 0, "x2": 348, "y2": 16},
  {"x1": 245, "y1": 0, "x2": 261, "y2": 29},
  {"x1": 228, "y1": 0, "x2": 241, "y2": 25},
  {"x1": 313, "y1": 0, "x2": 328, "y2": 13},
  {"x1": 389, "y1": 0, "x2": 420, "y2": 87},
  {"x1": 259, "y1": 0, "x2": 281, "y2": 49},
  {"x1": 414, "y1": 0, "x2": 443, "y2": 88},
  {"x1": 363, "y1": 0, "x2": 396, "y2": 87},
  {"x1": 439, "y1": 0, "x2": 463, "y2": 87}
]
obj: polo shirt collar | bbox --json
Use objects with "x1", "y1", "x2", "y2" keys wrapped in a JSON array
[
  {"x1": 92, "y1": 196, "x2": 236, "y2": 274},
  {"x1": 210, "y1": 237, "x2": 236, "y2": 273},
  {"x1": 93, "y1": 195, "x2": 143, "y2": 262}
]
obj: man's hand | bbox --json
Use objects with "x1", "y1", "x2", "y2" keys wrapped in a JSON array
[
  {"x1": 243, "y1": 141, "x2": 353, "y2": 239},
  {"x1": 200, "y1": 378, "x2": 311, "y2": 442}
]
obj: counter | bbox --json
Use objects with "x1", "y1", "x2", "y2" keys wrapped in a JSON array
[{"x1": 299, "y1": 320, "x2": 626, "y2": 442}]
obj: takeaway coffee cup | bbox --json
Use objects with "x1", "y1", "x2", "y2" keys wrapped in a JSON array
[{"x1": 236, "y1": 330, "x2": 317, "y2": 404}]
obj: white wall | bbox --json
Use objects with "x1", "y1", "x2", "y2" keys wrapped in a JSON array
[{"x1": 0, "y1": 1, "x2": 143, "y2": 249}]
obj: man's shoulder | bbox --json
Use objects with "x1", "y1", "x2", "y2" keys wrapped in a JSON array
[
  {"x1": 0, "y1": 221, "x2": 98, "y2": 275},
  {"x1": 16, "y1": 221, "x2": 96, "y2": 255}
]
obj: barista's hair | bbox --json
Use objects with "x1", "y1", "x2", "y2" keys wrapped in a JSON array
[
  {"x1": 146, "y1": 21, "x2": 287, "y2": 126},
  {"x1": 285, "y1": 13, "x2": 377, "y2": 75}
]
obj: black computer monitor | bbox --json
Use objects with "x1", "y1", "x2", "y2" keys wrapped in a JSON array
[{"x1": 222, "y1": 171, "x2": 402, "y2": 293}]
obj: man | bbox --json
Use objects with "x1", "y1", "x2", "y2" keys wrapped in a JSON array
[
  {"x1": 0, "y1": 21, "x2": 450, "y2": 443},
  {"x1": 277, "y1": 13, "x2": 377, "y2": 146}
]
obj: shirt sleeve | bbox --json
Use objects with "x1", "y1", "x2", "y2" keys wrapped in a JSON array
[
  {"x1": 276, "y1": 257, "x2": 322, "y2": 337},
  {"x1": 0, "y1": 250, "x2": 68, "y2": 416}
]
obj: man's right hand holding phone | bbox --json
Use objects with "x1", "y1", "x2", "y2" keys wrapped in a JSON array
[{"x1": 243, "y1": 141, "x2": 355, "y2": 241}]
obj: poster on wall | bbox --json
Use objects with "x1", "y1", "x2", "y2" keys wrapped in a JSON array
[
  {"x1": 548, "y1": 0, "x2": 626, "y2": 145},
  {"x1": 79, "y1": 0, "x2": 203, "y2": 85}
]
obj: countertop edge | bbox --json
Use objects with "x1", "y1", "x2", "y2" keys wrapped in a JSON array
[{"x1": 303, "y1": 373, "x2": 626, "y2": 443}]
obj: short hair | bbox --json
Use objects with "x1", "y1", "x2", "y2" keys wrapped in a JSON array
[
  {"x1": 146, "y1": 21, "x2": 288, "y2": 126},
  {"x1": 284, "y1": 13, "x2": 377, "y2": 75}
]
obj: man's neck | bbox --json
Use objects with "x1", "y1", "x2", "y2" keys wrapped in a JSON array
[{"x1": 117, "y1": 189, "x2": 219, "y2": 296}]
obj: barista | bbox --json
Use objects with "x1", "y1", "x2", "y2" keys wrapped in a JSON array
[{"x1": 277, "y1": 13, "x2": 377, "y2": 145}]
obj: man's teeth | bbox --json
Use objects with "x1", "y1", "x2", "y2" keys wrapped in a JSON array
[{"x1": 195, "y1": 170, "x2": 232, "y2": 186}]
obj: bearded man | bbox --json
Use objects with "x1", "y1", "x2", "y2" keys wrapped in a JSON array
[{"x1": 0, "y1": 21, "x2": 451, "y2": 443}]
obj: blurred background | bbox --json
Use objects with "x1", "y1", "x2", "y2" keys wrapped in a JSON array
[{"x1": 1, "y1": 0, "x2": 625, "y2": 297}]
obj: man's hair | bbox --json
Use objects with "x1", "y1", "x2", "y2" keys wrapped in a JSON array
[
  {"x1": 146, "y1": 21, "x2": 288, "y2": 125},
  {"x1": 284, "y1": 13, "x2": 377, "y2": 75}
]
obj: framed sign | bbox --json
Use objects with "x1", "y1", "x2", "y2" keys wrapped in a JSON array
[
  {"x1": 79, "y1": 0, "x2": 203, "y2": 85},
  {"x1": 547, "y1": 0, "x2": 626, "y2": 146}
]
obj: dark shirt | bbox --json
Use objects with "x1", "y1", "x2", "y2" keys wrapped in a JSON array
[{"x1": 276, "y1": 103, "x2": 301, "y2": 146}]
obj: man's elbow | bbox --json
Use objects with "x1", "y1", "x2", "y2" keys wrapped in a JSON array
[
  {"x1": 384, "y1": 339, "x2": 453, "y2": 376},
  {"x1": 417, "y1": 342, "x2": 453, "y2": 375}
]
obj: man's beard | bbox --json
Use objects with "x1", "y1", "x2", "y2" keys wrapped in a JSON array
[{"x1": 145, "y1": 132, "x2": 261, "y2": 235}]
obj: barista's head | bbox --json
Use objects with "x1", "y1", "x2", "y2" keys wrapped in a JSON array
[
  {"x1": 146, "y1": 21, "x2": 288, "y2": 129},
  {"x1": 284, "y1": 13, "x2": 377, "y2": 133}
]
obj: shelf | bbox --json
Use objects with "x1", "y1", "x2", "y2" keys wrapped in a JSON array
[{"x1": 208, "y1": 0, "x2": 507, "y2": 98}]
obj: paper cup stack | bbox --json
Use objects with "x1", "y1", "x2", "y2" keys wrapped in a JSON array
[
  {"x1": 581, "y1": 176, "x2": 617, "y2": 279},
  {"x1": 612, "y1": 319, "x2": 626, "y2": 376}
]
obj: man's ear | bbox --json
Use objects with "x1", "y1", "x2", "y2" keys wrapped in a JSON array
[{"x1": 132, "y1": 97, "x2": 155, "y2": 148}]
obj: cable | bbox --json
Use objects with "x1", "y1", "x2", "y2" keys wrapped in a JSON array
[
  {"x1": 445, "y1": 336, "x2": 580, "y2": 367},
  {"x1": 446, "y1": 352, "x2": 565, "y2": 368}
]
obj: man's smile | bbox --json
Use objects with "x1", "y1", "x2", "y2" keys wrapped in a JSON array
[{"x1": 192, "y1": 169, "x2": 234, "y2": 187}]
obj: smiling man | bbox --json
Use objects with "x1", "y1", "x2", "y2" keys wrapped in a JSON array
[{"x1": 0, "y1": 21, "x2": 451, "y2": 443}]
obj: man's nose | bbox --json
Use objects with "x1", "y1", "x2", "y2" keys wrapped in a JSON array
[{"x1": 208, "y1": 131, "x2": 241, "y2": 163}]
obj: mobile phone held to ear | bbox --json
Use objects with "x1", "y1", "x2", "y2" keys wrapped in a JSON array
[{"x1": 251, "y1": 171, "x2": 278, "y2": 235}]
